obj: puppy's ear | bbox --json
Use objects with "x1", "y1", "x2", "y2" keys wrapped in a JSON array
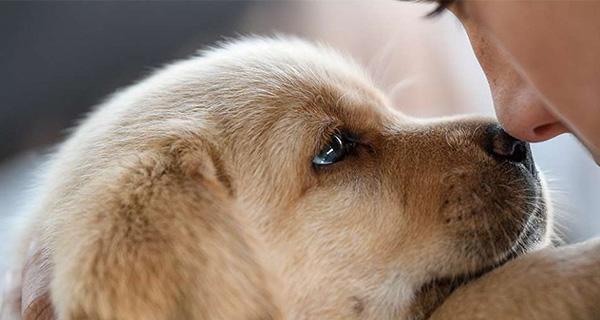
[
  {"x1": 172, "y1": 137, "x2": 231, "y2": 190},
  {"x1": 50, "y1": 137, "x2": 281, "y2": 320}
]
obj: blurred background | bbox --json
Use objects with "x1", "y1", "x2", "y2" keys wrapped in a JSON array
[{"x1": 1, "y1": 1, "x2": 598, "y2": 258}]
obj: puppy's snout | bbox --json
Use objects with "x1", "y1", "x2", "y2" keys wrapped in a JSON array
[{"x1": 486, "y1": 125, "x2": 534, "y2": 170}]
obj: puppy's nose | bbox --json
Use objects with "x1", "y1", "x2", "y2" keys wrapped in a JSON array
[
  {"x1": 491, "y1": 129, "x2": 528, "y2": 162},
  {"x1": 486, "y1": 125, "x2": 534, "y2": 170}
]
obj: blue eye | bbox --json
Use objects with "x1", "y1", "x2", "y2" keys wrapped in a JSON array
[{"x1": 312, "y1": 133, "x2": 356, "y2": 166}]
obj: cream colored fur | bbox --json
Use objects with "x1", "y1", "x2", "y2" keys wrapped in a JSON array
[{"x1": 2, "y1": 36, "x2": 598, "y2": 320}]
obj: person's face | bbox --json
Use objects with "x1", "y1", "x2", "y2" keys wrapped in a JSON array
[{"x1": 446, "y1": 1, "x2": 600, "y2": 163}]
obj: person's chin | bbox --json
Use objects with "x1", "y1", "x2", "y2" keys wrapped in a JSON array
[
  {"x1": 571, "y1": 132, "x2": 600, "y2": 166},
  {"x1": 589, "y1": 144, "x2": 600, "y2": 165}
]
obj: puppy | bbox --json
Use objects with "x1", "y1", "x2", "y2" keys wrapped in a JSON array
[{"x1": 5, "y1": 37, "x2": 552, "y2": 319}]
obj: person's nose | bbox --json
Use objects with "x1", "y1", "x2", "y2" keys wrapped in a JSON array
[{"x1": 495, "y1": 93, "x2": 569, "y2": 143}]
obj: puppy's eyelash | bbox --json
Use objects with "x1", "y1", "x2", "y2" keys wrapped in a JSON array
[
  {"x1": 315, "y1": 124, "x2": 366, "y2": 152},
  {"x1": 341, "y1": 131, "x2": 360, "y2": 145},
  {"x1": 315, "y1": 126, "x2": 341, "y2": 152},
  {"x1": 314, "y1": 127, "x2": 363, "y2": 162}
]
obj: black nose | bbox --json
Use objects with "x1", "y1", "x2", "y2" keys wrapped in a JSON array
[{"x1": 486, "y1": 125, "x2": 535, "y2": 171}]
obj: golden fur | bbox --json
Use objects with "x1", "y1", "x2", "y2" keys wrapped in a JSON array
[
  {"x1": 430, "y1": 238, "x2": 600, "y2": 320},
  {"x1": 6, "y1": 37, "x2": 596, "y2": 320}
]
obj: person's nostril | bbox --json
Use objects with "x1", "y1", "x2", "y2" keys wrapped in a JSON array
[{"x1": 531, "y1": 122, "x2": 569, "y2": 142}]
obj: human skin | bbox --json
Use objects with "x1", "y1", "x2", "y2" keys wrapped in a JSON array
[
  {"x1": 15, "y1": 2, "x2": 600, "y2": 319},
  {"x1": 448, "y1": 1, "x2": 600, "y2": 163}
]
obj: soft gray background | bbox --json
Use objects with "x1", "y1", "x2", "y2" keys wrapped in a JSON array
[{"x1": 1, "y1": 2, "x2": 598, "y2": 275}]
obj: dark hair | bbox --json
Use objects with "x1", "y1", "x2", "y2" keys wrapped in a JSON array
[{"x1": 420, "y1": 0, "x2": 457, "y2": 17}]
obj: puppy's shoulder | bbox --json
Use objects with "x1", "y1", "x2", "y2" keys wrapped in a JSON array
[{"x1": 430, "y1": 238, "x2": 600, "y2": 320}]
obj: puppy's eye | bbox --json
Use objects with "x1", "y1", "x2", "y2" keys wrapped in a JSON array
[{"x1": 312, "y1": 133, "x2": 356, "y2": 166}]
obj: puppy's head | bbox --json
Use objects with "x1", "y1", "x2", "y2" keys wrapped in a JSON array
[
  {"x1": 75, "y1": 37, "x2": 550, "y2": 319},
  {"x1": 187, "y1": 38, "x2": 550, "y2": 318}
]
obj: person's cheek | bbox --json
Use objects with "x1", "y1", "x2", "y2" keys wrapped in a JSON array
[{"x1": 454, "y1": 10, "x2": 568, "y2": 143}]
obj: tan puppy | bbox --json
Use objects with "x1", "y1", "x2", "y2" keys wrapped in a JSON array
[{"x1": 5, "y1": 37, "x2": 554, "y2": 319}]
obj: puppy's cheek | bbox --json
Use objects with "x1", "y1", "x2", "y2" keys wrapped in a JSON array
[{"x1": 434, "y1": 166, "x2": 542, "y2": 269}]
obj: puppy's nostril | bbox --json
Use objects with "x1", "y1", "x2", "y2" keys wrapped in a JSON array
[
  {"x1": 487, "y1": 126, "x2": 531, "y2": 164},
  {"x1": 492, "y1": 134, "x2": 528, "y2": 162}
]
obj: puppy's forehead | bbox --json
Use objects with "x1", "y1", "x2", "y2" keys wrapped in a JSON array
[
  {"x1": 198, "y1": 37, "x2": 406, "y2": 140},
  {"x1": 299, "y1": 84, "x2": 388, "y2": 132},
  {"x1": 217, "y1": 38, "x2": 391, "y2": 126}
]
